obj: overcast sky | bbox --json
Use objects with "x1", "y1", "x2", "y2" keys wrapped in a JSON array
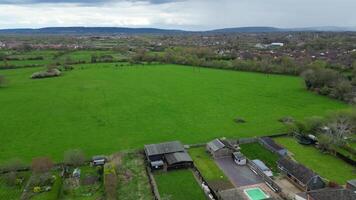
[{"x1": 0, "y1": 0, "x2": 355, "y2": 30}]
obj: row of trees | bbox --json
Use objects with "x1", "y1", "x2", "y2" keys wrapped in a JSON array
[{"x1": 301, "y1": 62, "x2": 356, "y2": 103}]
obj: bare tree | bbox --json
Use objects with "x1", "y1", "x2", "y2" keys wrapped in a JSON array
[
  {"x1": 64, "y1": 149, "x2": 86, "y2": 167},
  {"x1": 31, "y1": 157, "x2": 53, "y2": 174}
]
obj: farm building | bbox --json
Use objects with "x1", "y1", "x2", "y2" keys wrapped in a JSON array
[
  {"x1": 144, "y1": 141, "x2": 192, "y2": 170},
  {"x1": 232, "y1": 152, "x2": 246, "y2": 165},
  {"x1": 206, "y1": 139, "x2": 234, "y2": 158},
  {"x1": 346, "y1": 179, "x2": 356, "y2": 191},
  {"x1": 251, "y1": 159, "x2": 273, "y2": 177},
  {"x1": 165, "y1": 152, "x2": 193, "y2": 170},
  {"x1": 259, "y1": 137, "x2": 287, "y2": 156},
  {"x1": 295, "y1": 188, "x2": 356, "y2": 200},
  {"x1": 277, "y1": 157, "x2": 326, "y2": 191}
]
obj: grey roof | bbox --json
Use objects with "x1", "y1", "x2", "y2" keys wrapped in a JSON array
[
  {"x1": 144, "y1": 141, "x2": 185, "y2": 157},
  {"x1": 207, "y1": 139, "x2": 225, "y2": 152},
  {"x1": 233, "y1": 152, "x2": 245, "y2": 160},
  {"x1": 165, "y1": 152, "x2": 193, "y2": 165},
  {"x1": 252, "y1": 159, "x2": 270, "y2": 172},
  {"x1": 278, "y1": 157, "x2": 318, "y2": 185},
  {"x1": 307, "y1": 188, "x2": 356, "y2": 200},
  {"x1": 347, "y1": 179, "x2": 356, "y2": 187},
  {"x1": 260, "y1": 137, "x2": 285, "y2": 151}
]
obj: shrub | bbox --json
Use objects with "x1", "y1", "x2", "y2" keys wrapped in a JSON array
[
  {"x1": 31, "y1": 68, "x2": 61, "y2": 79},
  {"x1": 2, "y1": 171, "x2": 17, "y2": 186},
  {"x1": 234, "y1": 117, "x2": 246, "y2": 123},
  {"x1": 31, "y1": 157, "x2": 53, "y2": 174},
  {"x1": 0, "y1": 158, "x2": 25, "y2": 172},
  {"x1": 64, "y1": 149, "x2": 85, "y2": 167},
  {"x1": 0, "y1": 75, "x2": 7, "y2": 87}
]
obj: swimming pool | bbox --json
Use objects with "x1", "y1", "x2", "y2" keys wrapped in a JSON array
[{"x1": 244, "y1": 188, "x2": 269, "y2": 200}]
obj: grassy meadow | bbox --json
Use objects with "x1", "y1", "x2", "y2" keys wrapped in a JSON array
[
  {"x1": 275, "y1": 137, "x2": 356, "y2": 184},
  {"x1": 0, "y1": 63, "x2": 348, "y2": 163}
]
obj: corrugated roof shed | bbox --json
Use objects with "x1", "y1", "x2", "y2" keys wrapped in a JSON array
[
  {"x1": 207, "y1": 139, "x2": 225, "y2": 152},
  {"x1": 165, "y1": 152, "x2": 193, "y2": 165},
  {"x1": 252, "y1": 159, "x2": 270, "y2": 171},
  {"x1": 144, "y1": 141, "x2": 185, "y2": 156}
]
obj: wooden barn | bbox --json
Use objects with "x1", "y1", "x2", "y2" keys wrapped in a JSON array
[
  {"x1": 277, "y1": 157, "x2": 326, "y2": 191},
  {"x1": 144, "y1": 141, "x2": 193, "y2": 170}
]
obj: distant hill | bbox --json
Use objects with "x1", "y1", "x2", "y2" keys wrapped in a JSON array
[
  {"x1": 0, "y1": 27, "x2": 185, "y2": 35},
  {"x1": 0, "y1": 26, "x2": 355, "y2": 35}
]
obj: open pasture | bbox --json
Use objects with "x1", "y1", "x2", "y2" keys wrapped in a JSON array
[{"x1": 0, "y1": 63, "x2": 348, "y2": 162}]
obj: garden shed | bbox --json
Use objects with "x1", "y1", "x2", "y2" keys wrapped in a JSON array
[
  {"x1": 251, "y1": 159, "x2": 273, "y2": 177},
  {"x1": 92, "y1": 155, "x2": 107, "y2": 166},
  {"x1": 206, "y1": 139, "x2": 233, "y2": 158}
]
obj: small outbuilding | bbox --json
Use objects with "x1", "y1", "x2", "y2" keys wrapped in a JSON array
[
  {"x1": 259, "y1": 137, "x2": 287, "y2": 157},
  {"x1": 278, "y1": 157, "x2": 326, "y2": 191},
  {"x1": 165, "y1": 152, "x2": 193, "y2": 170},
  {"x1": 251, "y1": 159, "x2": 273, "y2": 177},
  {"x1": 206, "y1": 139, "x2": 233, "y2": 158},
  {"x1": 92, "y1": 155, "x2": 107, "y2": 166},
  {"x1": 346, "y1": 179, "x2": 356, "y2": 191},
  {"x1": 232, "y1": 152, "x2": 246, "y2": 165}
]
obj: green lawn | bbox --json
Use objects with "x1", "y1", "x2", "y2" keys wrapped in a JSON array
[
  {"x1": 0, "y1": 171, "x2": 30, "y2": 200},
  {"x1": 275, "y1": 137, "x2": 356, "y2": 184},
  {"x1": 240, "y1": 143, "x2": 280, "y2": 173},
  {"x1": 189, "y1": 147, "x2": 228, "y2": 181},
  {"x1": 0, "y1": 63, "x2": 348, "y2": 163},
  {"x1": 117, "y1": 152, "x2": 154, "y2": 200},
  {"x1": 154, "y1": 170, "x2": 205, "y2": 200}
]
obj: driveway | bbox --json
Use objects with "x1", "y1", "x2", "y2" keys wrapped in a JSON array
[{"x1": 215, "y1": 157, "x2": 263, "y2": 187}]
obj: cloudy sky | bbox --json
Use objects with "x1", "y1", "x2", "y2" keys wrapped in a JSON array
[{"x1": 0, "y1": 0, "x2": 355, "y2": 30}]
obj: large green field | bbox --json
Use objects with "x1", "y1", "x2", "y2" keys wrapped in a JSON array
[
  {"x1": 0, "y1": 63, "x2": 348, "y2": 163},
  {"x1": 275, "y1": 137, "x2": 355, "y2": 184}
]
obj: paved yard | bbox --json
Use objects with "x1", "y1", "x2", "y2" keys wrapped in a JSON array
[
  {"x1": 215, "y1": 157, "x2": 263, "y2": 187},
  {"x1": 275, "y1": 177, "x2": 302, "y2": 199}
]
